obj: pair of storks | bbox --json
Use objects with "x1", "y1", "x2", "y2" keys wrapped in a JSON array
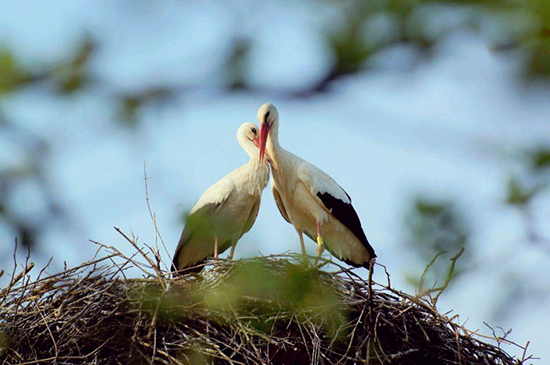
[{"x1": 172, "y1": 103, "x2": 376, "y2": 274}]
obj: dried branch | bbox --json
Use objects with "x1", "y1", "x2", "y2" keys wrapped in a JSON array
[{"x1": 0, "y1": 247, "x2": 530, "y2": 365}]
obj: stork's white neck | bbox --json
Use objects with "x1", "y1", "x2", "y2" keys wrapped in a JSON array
[
  {"x1": 266, "y1": 121, "x2": 282, "y2": 158},
  {"x1": 245, "y1": 144, "x2": 260, "y2": 161},
  {"x1": 237, "y1": 136, "x2": 260, "y2": 161}
]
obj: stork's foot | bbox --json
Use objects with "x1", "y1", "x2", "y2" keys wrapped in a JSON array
[
  {"x1": 228, "y1": 242, "x2": 236, "y2": 260},
  {"x1": 313, "y1": 236, "x2": 325, "y2": 267},
  {"x1": 316, "y1": 236, "x2": 325, "y2": 255},
  {"x1": 213, "y1": 237, "x2": 219, "y2": 261},
  {"x1": 296, "y1": 230, "x2": 309, "y2": 266}
]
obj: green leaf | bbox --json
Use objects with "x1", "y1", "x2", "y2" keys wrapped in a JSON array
[
  {"x1": 0, "y1": 49, "x2": 28, "y2": 94},
  {"x1": 529, "y1": 147, "x2": 550, "y2": 171},
  {"x1": 506, "y1": 176, "x2": 538, "y2": 206}
]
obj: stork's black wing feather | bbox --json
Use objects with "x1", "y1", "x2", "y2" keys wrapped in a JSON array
[{"x1": 316, "y1": 191, "x2": 376, "y2": 261}]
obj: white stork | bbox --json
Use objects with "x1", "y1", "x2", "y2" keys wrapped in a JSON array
[
  {"x1": 257, "y1": 102, "x2": 376, "y2": 268},
  {"x1": 172, "y1": 122, "x2": 270, "y2": 275}
]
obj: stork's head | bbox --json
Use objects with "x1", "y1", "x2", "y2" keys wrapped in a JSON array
[
  {"x1": 237, "y1": 122, "x2": 261, "y2": 157},
  {"x1": 257, "y1": 102, "x2": 279, "y2": 163}
]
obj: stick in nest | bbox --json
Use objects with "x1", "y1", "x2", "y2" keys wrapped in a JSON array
[{"x1": 0, "y1": 246, "x2": 532, "y2": 365}]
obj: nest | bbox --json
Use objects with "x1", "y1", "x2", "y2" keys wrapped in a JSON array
[{"x1": 0, "y1": 242, "x2": 531, "y2": 365}]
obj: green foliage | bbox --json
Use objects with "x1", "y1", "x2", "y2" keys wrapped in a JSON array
[
  {"x1": 506, "y1": 176, "x2": 540, "y2": 206},
  {"x1": 225, "y1": 39, "x2": 251, "y2": 91},
  {"x1": 405, "y1": 198, "x2": 470, "y2": 293},
  {"x1": 415, "y1": 248, "x2": 465, "y2": 303},
  {"x1": 489, "y1": 0, "x2": 550, "y2": 78},
  {"x1": 507, "y1": 146, "x2": 550, "y2": 208},
  {"x1": 142, "y1": 260, "x2": 346, "y2": 338},
  {"x1": 345, "y1": 0, "x2": 550, "y2": 78},
  {"x1": 328, "y1": 8, "x2": 373, "y2": 76},
  {"x1": 119, "y1": 96, "x2": 142, "y2": 127},
  {"x1": 528, "y1": 146, "x2": 550, "y2": 171},
  {"x1": 53, "y1": 38, "x2": 94, "y2": 94},
  {"x1": 407, "y1": 199, "x2": 469, "y2": 260},
  {"x1": 0, "y1": 39, "x2": 93, "y2": 96},
  {"x1": 0, "y1": 50, "x2": 29, "y2": 94},
  {"x1": 117, "y1": 87, "x2": 173, "y2": 128},
  {"x1": 519, "y1": 0, "x2": 550, "y2": 78}
]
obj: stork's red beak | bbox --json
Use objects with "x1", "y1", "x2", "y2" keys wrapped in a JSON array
[{"x1": 259, "y1": 123, "x2": 270, "y2": 163}]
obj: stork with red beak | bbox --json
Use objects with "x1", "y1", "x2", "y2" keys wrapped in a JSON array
[
  {"x1": 172, "y1": 122, "x2": 270, "y2": 275},
  {"x1": 258, "y1": 103, "x2": 376, "y2": 268}
]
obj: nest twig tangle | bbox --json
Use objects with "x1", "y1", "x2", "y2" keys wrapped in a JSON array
[{"x1": 0, "y1": 240, "x2": 532, "y2": 365}]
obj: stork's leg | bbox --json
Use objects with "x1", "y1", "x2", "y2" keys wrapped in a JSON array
[
  {"x1": 314, "y1": 221, "x2": 325, "y2": 266},
  {"x1": 213, "y1": 237, "x2": 219, "y2": 259},
  {"x1": 296, "y1": 229, "x2": 307, "y2": 263},
  {"x1": 297, "y1": 229, "x2": 306, "y2": 256},
  {"x1": 228, "y1": 241, "x2": 236, "y2": 260},
  {"x1": 316, "y1": 221, "x2": 325, "y2": 255}
]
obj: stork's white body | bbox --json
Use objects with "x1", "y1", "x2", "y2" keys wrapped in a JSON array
[
  {"x1": 172, "y1": 123, "x2": 269, "y2": 273},
  {"x1": 258, "y1": 103, "x2": 376, "y2": 267}
]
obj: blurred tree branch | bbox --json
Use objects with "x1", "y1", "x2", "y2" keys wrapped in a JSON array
[
  {"x1": 506, "y1": 146, "x2": 550, "y2": 250},
  {"x1": 0, "y1": 119, "x2": 68, "y2": 250}
]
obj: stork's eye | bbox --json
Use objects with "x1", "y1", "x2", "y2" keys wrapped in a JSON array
[
  {"x1": 251, "y1": 127, "x2": 257, "y2": 134},
  {"x1": 264, "y1": 111, "x2": 270, "y2": 123}
]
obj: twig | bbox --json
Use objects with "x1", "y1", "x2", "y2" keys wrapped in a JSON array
[
  {"x1": 143, "y1": 162, "x2": 171, "y2": 273},
  {"x1": 0, "y1": 252, "x2": 530, "y2": 365}
]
